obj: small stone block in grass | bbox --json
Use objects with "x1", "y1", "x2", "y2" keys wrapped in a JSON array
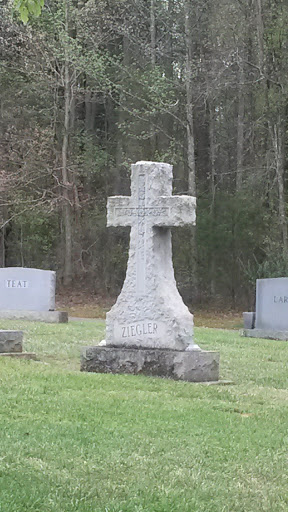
[{"x1": 0, "y1": 330, "x2": 23, "y2": 353}]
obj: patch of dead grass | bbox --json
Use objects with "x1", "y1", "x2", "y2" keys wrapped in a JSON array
[
  {"x1": 194, "y1": 311, "x2": 243, "y2": 329},
  {"x1": 56, "y1": 292, "x2": 243, "y2": 328}
]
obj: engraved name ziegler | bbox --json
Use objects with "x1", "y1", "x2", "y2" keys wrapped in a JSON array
[
  {"x1": 273, "y1": 295, "x2": 288, "y2": 303},
  {"x1": 5, "y1": 279, "x2": 29, "y2": 289},
  {"x1": 121, "y1": 321, "x2": 158, "y2": 338}
]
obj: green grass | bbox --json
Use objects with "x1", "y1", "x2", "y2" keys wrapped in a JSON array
[{"x1": 0, "y1": 320, "x2": 287, "y2": 512}]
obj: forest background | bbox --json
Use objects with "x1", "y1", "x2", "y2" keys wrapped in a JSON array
[{"x1": 1, "y1": 0, "x2": 288, "y2": 311}]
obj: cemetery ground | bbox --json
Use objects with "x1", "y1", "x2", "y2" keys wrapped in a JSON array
[
  {"x1": 56, "y1": 291, "x2": 244, "y2": 329},
  {"x1": 0, "y1": 318, "x2": 287, "y2": 512}
]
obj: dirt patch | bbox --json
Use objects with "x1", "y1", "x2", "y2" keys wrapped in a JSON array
[
  {"x1": 56, "y1": 292, "x2": 243, "y2": 329},
  {"x1": 194, "y1": 310, "x2": 243, "y2": 329},
  {"x1": 56, "y1": 291, "x2": 114, "y2": 319}
]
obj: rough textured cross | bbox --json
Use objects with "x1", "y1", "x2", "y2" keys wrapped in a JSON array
[{"x1": 106, "y1": 161, "x2": 198, "y2": 351}]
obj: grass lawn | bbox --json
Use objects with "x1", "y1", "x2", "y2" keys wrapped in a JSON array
[{"x1": 0, "y1": 319, "x2": 287, "y2": 512}]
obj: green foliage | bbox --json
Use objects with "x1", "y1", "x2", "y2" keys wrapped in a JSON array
[
  {"x1": 116, "y1": 64, "x2": 178, "y2": 142},
  {"x1": 5, "y1": 209, "x2": 59, "y2": 270},
  {"x1": 2, "y1": 0, "x2": 288, "y2": 306},
  {"x1": 243, "y1": 251, "x2": 288, "y2": 284},
  {"x1": 13, "y1": 0, "x2": 44, "y2": 23},
  {"x1": 174, "y1": 189, "x2": 274, "y2": 303},
  {"x1": 74, "y1": 135, "x2": 110, "y2": 181}
]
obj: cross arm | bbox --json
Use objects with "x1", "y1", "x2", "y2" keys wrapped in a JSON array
[
  {"x1": 107, "y1": 196, "x2": 133, "y2": 227},
  {"x1": 153, "y1": 195, "x2": 196, "y2": 227}
]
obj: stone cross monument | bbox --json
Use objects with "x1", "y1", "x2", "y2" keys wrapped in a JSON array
[
  {"x1": 106, "y1": 161, "x2": 198, "y2": 351},
  {"x1": 81, "y1": 161, "x2": 219, "y2": 381}
]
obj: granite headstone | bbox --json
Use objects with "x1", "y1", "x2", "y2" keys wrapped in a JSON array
[
  {"x1": 0, "y1": 268, "x2": 68, "y2": 323},
  {"x1": 81, "y1": 161, "x2": 219, "y2": 381},
  {"x1": 242, "y1": 277, "x2": 288, "y2": 340},
  {"x1": 256, "y1": 277, "x2": 288, "y2": 330},
  {"x1": 0, "y1": 267, "x2": 55, "y2": 311}
]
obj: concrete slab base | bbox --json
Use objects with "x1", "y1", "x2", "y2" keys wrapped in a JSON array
[
  {"x1": 0, "y1": 352, "x2": 37, "y2": 360},
  {"x1": 0, "y1": 330, "x2": 23, "y2": 353},
  {"x1": 201, "y1": 380, "x2": 235, "y2": 386},
  {"x1": 81, "y1": 346, "x2": 220, "y2": 382},
  {"x1": 242, "y1": 329, "x2": 288, "y2": 341},
  {"x1": 0, "y1": 310, "x2": 68, "y2": 323}
]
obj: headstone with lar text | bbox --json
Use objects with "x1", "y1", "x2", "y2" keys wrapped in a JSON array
[{"x1": 243, "y1": 277, "x2": 288, "y2": 340}]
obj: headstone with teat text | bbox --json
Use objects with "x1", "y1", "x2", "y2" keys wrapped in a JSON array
[{"x1": 0, "y1": 268, "x2": 67, "y2": 323}]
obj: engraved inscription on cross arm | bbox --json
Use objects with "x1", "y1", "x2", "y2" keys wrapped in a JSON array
[
  {"x1": 115, "y1": 207, "x2": 169, "y2": 217},
  {"x1": 107, "y1": 195, "x2": 196, "y2": 227}
]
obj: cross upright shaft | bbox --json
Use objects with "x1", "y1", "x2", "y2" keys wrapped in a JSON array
[{"x1": 106, "y1": 161, "x2": 198, "y2": 351}]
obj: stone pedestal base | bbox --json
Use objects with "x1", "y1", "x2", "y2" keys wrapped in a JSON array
[
  {"x1": 81, "y1": 346, "x2": 220, "y2": 382},
  {"x1": 0, "y1": 310, "x2": 68, "y2": 323},
  {"x1": 242, "y1": 329, "x2": 288, "y2": 341}
]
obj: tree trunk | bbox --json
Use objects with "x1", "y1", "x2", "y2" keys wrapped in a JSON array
[
  {"x1": 0, "y1": 201, "x2": 6, "y2": 267},
  {"x1": 184, "y1": 0, "x2": 196, "y2": 197},
  {"x1": 0, "y1": 227, "x2": 5, "y2": 267},
  {"x1": 150, "y1": 0, "x2": 157, "y2": 157},
  {"x1": 255, "y1": 0, "x2": 264, "y2": 72},
  {"x1": 150, "y1": 0, "x2": 156, "y2": 67},
  {"x1": 273, "y1": 121, "x2": 288, "y2": 258},
  {"x1": 236, "y1": 53, "x2": 245, "y2": 191},
  {"x1": 85, "y1": 90, "x2": 93, "y2": 132},
  {"x1": 184, "y1": 0, "x2": 197, "y2": 298},
  {"x1": 208, "y1": 101, "x2": 216, "y2": 295},
  {"x1": 115, "y1": 34, "x2": 130, "y2": 180},
  {"x1": 62, "y1": 0, "x2": 73, "y2": 286}
]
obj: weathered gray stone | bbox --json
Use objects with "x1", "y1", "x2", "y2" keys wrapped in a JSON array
[
  {"x1": 0, "y1": 330, "x2": 37, "y2": 360},
  {"x1": 106, "y1": 161, "x2": 198, "y2": 351},
  {"x1": 243, "y1": 312, "x2": 255, "y2": 329},
  {"x1": 0, "y1": 310, "x2": 68, "y2": 323},
  {"x1": 0, "y1": 330, "x2": 23, "y2": 353},
  {"x1": 242, "y1": 278, "x2": 288, "y2": 340},
  {"x1": 0, "y1": 352, "x2": 37, "y2": 360},
  {"x1": 0, "y1": 268, "x2": 56, "y2": 311},
  {"x1": 255, "y1": 278, "x2": 288, "y2": 331},
  {"x1": 81, "y1": 346, "x2": 220, "y2": 382},
  {"x1": 82, "y1": 161, "x2": 219, "y2": 382},
  {"x1": 242, "y1": 329, "x2": 288, "y2": 341},
  {"x1": 0, "y1": 267, "x2": 68, "y2": 322}
]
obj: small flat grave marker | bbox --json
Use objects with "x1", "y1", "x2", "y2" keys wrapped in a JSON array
[{"x1": 0, "y1": 330, "x2": 36, "y2": 360}]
